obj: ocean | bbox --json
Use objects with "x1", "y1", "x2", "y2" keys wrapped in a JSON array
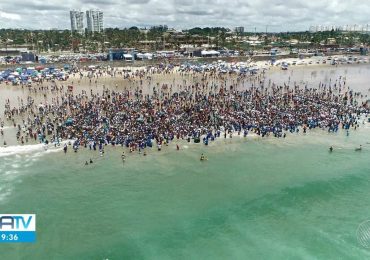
[{"x1": 1, "y1": 64, "x2": 370, "y2": 259}]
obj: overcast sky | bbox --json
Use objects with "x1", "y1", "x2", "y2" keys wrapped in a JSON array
[{"x1": 0, "y1": 0, "x2": 369, "y2": 32}]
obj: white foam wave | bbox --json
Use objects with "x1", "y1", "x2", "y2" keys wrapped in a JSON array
[
  {"x1": 0, "y1": 141, "x2": 71, "y2": 158},
  {"x1": 0, "y1": 143, "x2": 46, "y2": 157},
  {"x1": 32, "y1": 147, "x2": 65, "y2": 158},
  {"x1": 4, "y1": 170, "x2": 18, "y2": 175},
  {"x1": 11, "y1": 163, "x2": 20, "y2": 169},
  {"x1": 0, "y1": 188, "x2": 12, "y2": 203}
]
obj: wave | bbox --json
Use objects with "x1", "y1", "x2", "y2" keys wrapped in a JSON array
[
  {"x1": 0, "y1": 126, "x2": 13, "y2": 130},
  {"x1": 0, "y1": 141, "x2": 71, "y2": 158},
  {"x1": 0, "y1": 187, "x2": 12, "y2": 203}
]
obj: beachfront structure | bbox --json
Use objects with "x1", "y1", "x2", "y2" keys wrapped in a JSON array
[
  {"x1": 86, "y1": 10, "x2": 104, "y2": 33},
  {"x1": 201, "y1": 50, "x2": 220, "y2": 57},
  {"x1": 310, "y1": 24, "x2": 370, "y2": 33},
  {"x1": 70, "y1": 10, "x2": 85, "y2": 35}
]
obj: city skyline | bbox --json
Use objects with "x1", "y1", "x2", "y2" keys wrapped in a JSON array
[
  {"x1": 0, "y1": 0, "x2": 369, "y2": 32},
  {"x1": 86, "y1": 10, "x2": 104, "y2": 33},
  {"x1": 70, "y1": 10, "x2": 84, "y2": 35},
  {"x1": 70, "y1": 9, "x2": 104, "y2": 34}
]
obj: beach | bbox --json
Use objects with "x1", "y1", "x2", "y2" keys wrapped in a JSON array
[
  {"x1": 1, "y1": 57, "x2": 369, "y2": 147},
  {"x1": 1, "y1": 59, "x2": 370, "y2": 259}
]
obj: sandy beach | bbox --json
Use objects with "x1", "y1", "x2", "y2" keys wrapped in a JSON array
[
  {"x1": 1, "y1": 56, "x2": 369, "y2": 150},
  {"x1": 1, "y1": 55, "x2": 370, "y2": 260}
]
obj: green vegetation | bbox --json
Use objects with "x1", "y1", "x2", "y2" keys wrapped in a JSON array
[{"x1": 0, "y1": 27, "x2": 369, "y2": 53}]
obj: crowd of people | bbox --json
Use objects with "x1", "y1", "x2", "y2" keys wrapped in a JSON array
[{"x1": 1, "y1": 63, "x2": 369, "y2": 155}]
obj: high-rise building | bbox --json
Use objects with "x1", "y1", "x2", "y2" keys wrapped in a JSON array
[
  {"x1": 86, "y1": 10, "x2": 104, "y2": 33},
  {"x1": 70, "y1": 10, "x2": 84, "y2": 35},
  {"x1": 234, "y1": 26, "x2": 244, "y2": 34}
]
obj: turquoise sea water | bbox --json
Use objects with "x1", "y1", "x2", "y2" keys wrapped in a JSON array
[{"x1": 1, "y1": 126, "x2": 370, "y2": 259}]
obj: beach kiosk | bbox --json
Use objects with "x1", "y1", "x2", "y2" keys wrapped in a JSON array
[{"x1": 123, "y1": 54, "x2": 134, "y2": 62}]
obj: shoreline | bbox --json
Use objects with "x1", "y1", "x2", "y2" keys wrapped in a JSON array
[{"x1": 1, "y1": 122, "x2": 369, "y2": 160}]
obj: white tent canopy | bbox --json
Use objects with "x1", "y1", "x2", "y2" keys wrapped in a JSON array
[
  {"x1": 136, "y1": 53, "x2": 153, "y2": 60},
  {"x1": 201, "y1": 50, "x2": 220, "y2": 56},
  {"x1": 143, "y1": 53, "x2": 153, "y2": 59},
  {"x1": 123, "y1": 54, "x2": 133, "y2": 61}
]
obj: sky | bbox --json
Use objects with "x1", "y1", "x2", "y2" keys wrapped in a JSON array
[{"x1": 0, "y1": 0, "x2": 369, "y2": 32}]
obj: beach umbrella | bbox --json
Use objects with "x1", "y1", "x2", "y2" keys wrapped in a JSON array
[
  {"x1": 35, "y1": 66, "x2": 44, "y2": 71},
  {"x1": 65, "y1": 118, "x2": 74, "y2": 126}
]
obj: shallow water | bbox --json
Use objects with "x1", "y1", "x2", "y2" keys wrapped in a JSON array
[
  {"x1": 1, "y1": 126, "x2": 370, "y2": 259},
  {"x1": 268, "y1": 63, "x2": 370, "y2": 93}
]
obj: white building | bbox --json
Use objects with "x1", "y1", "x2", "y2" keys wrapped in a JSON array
[
  {"x1": 86, "y1": 10, "x2": 104, "y2": 33},
  {"x1": 70, "y1": 10, "x2": 84, "y2": 35}
]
